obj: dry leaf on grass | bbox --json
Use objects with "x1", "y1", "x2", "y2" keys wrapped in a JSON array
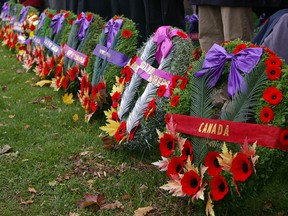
[
  {"x1": 0, "y1": 145, "x2": 12, "y2": 155},
  {"x1": 69, "y1": 213, "x2": 80, "y2": 216},
  {"x1": 134, "y1": 206, "x2": 154, "y2": 216},
  {"x1": 73, "y1": 114, "x2": 79, "y2": 122},
  {"x1": 77, "y1": 194, "x2": 104, "y2": 209},
  {"x1": 101, "y1": 200, "x2": 124, "y2": 211},
  {"x1": 8, "y1": 115, "x2": 15, "y2": 119},
  {"x1": 28, "y1": 187, "x2": 37, "y2": 193},
  {"x1": 21, "y1": 199, "x2": 34, "y2": 205},
  {"x1": 62, "y1": 93, "x2": 74, "y2": 105},
  {"x1": 35, "y1": 80, "x2": 52, "y2": 87},
  {"x1": 31, "y1": 96, "x2": 53, "y2": 104}
]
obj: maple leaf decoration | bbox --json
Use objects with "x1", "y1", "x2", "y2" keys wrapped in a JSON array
[
  {"x1": 77, "y1": 193, "x2": 104, "y2": 209},
  {"x1": 62, "y1": 93, "x2": 74, "y2": 105}
]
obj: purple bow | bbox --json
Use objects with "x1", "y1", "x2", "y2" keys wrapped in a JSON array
[
  {"x1": 74, "y1": 12, "x2": 93, "y2": 41},
  {"x1": 104, "y1": 18, "x2": 123, "y2": 49},
  {"x1": 19, "y1": 6, "x2": 29, "y2": 23},
  {"x1": 50, "y1": 13, "x2": 65, "y2": 34},
  {"x1": 194, "y1": 44, "x2": 263, "y2": 97},
  {"x1": 1, "y1": 3, "x2": 9, "y2": 18},
  {"x1": 37, "y1": 12, "x2": 46, "y2": 30},
  {"x1": 185, "y1": 14, "x2": 198, "y2": 33},
  {"x1": 153, "y1": 26, "x2": 180, "y2": 64}
]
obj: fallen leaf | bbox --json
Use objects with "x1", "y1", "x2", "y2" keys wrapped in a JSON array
[
  {"x1": 48, "y1": 180, "x2": 58, "y2": 187},
  {"x1": 16, "y1": 69, "x2": 23, "y2": 74},
  {"x1": 2, "y1": 84, "x2": 7, "y2": 91},
  {"x1": 77, "y1": 194, "x2": 104, "y2": 209},
  {"x1": 73, "y1": 114, "x2": 79, "y2": 122},
  {"x1": 69, "y1": 213, "x2": 80, "y2": 216},
  {"x1": 2, "y1": 95, "x2": 9, "y2": 99},
  {"x1": 21, "y1": 199, "x2": 34, "y2": 205},
  {"x1": 24, "y1": 125, "x2": 30, "y2": 129},
  {"x1": 62, "y1": 93, "x2": 74, "y2": 105},
  {"x1": 28, "y1": 187, "x2": 37, "y2": 193},
  {"x1": 80, "y1": 151, "x2": 89, "y2": 156},
  {"x1": 0, "y1": 145, "x2": 12, "y2": 155},
  {"x1": 35, "y1": 80, "x2": 52, "y2": 87},
  {"x1": 31, "y1": 96, "x2": 52, "y2": 104},
  {"x1": 134, "y1": 206, "x2": 154, "y2": 216},
  {"x1": 52, "y1": 133, "x2": 60, "y2": 139},
  {"x1": 0, "y1": 123, "x2": 5, "y2": 127},
  {"x1": 101, "y1": 135, "x2": 115, "y2": 150},
  {"x1": 101, "y1": 200, "x2": 124, "y2": 211},
  {"x1": 8, "y1": 115, "x2": 15, "y2": 119},
  {"x1": 121, "y1": 194, "x2": 130, "y2": 200}
]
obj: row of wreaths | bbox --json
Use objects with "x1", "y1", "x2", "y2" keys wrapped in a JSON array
[{"x1": 0, "y1": 2, "x2": 287, "y2": 152}]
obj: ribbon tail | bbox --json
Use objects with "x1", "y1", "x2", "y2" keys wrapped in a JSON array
[{"x1": 228, "y1": 61, "x2": 246, "y2": 97}]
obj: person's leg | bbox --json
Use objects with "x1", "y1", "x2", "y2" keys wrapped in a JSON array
[
  {"x1": 221, "y1": 6, "x2": 253, "y2": 42},
  {"x1": 143, "y1": 0, "x2": 162, "y2": 37},
  {"x1": 162, "y1": 0, "x2": 185, "y2": 30},
  {"x1": 199, "y1": 5, "x2": 223, "y2": 52}
]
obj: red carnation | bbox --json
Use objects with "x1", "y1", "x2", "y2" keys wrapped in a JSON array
[
  {"x1": 48, "y1": 13, "x2": 54, "y2": 19},
  {"x1": 130, "y1": 55, "x2": 138, "y2": 65},
  {"x1": 115, "y1": 121, "x2": 127, "y2": 142},
  {"x1": 68, "y1": 19, "x2": 74, "y2": 25},
  {"x1": 204, "y1": 152, "x2": 222, "y2": 176},
  {"x1": 230, "y1": 153, "x2": 252, "y2": 182},
  {"x1": 77, "y1": 13, "x2": 83, "y2": 20},
  {"x1": 180, "y1": 77, "x2": 188, "y2": 90},
  {"x1": 210, "y1": 175, "x2": 229, "y2": 201},
  {"x1": 86, "y1": 13, "x2": 93, "y2": 21},
  {"x1": 279, "y1": 130, "x2": 288, "y2": 147},
  {"x1": 265, "y1": 57, "x2": 282, "y2": 67},
  {"x1": 111, "y1": 91, "x2": 121, "y2": 108},
  {"x1": 97, "y1": 82, "x2": 106, "y2": 91},
  {"x1": 193, "y1": 49, "x2": 201, "y2": 60},
  {"x1": 157, "y1": 85, "x2": 167, "y2": 97},
  {"x1": 266, "y1": 65, "x2": 282, "y2": 80},
  {"x1": 171, "y1": 75, "x2": 181, "y2": 88},
  {"x1": 129, "y1": 124, "x2": 139, "y2": 141},
  {"x1": 263, "y1": 86, "x2": 283, "y2": 106},
  {"x1": 111, "y1": 112, "x2": 119, "y2": 122},
  {"x1": 90, "y1": 101, "x2": 97, "y2": 112},
  {"x1": 64, "y1": 12, "x2": 70, "y2": 19},
  {"x1": 176, "y1": 31, "x2": 188, "y2": 39},
  {"x1": 159, "y1": 133, "x2": 175, "y2": 157},
  {"x1": 122, "y1": 29, "x2": 132, "y2": 38},
  {"x1": 234, "y1": 43, "x2": 247, "y2": 54},
  {"x1": 180, "y1": 140, "x2": 193, "y2": 161},
  {"x1": 181, "y1": 170, "x2": 200, "y2": 196},
  {"x1": 121, "y1": 66, "x2": 132, "y2": 83},
  {"x1": 170, "y1": 95, "x2": 180, "y2": 107},
  {"x1": 144, "y1": 98, "x2": 156, "y2": 120},
  {"x1": 166, "y1": 157, "x2": 184, "y2": 178},
  {"x1": 260, "y1": 106, "x2": 274, "y2": 123}
]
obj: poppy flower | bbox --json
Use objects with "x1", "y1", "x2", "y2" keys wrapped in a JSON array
[
  {"x1": 265, "y1": 57, "x2": 282, "y2": 67},
  {"x1": 97, "y1": 82, "x2": 106, "y2": 91},
  {"x1": 171, "y1": 75, "x2": 181, "y2": 88},
  {"x1": 279, "y1": 130, "x2": 288, "y2": 147},
  {"x1": 115, "y1": 121, "x2": 127, "y2": 142},
  {"x1": 91, "y1": 86, "x2": 98, "y2": 101},
  {"x1": 266, "y1": 65, "x2": 282, "y2": 80},
  {"x1": 249, "y1": 44, "x2": 258, "y2": 48},
  {"x1": 180, "y1": 140, "x2": 193, "y2": 161},
  {"x1": 121, "y1": 66, "x2": 132, "y2": 83},
  {"x1": 265, "y1": 47, "x2": 276, "y2": 57},
  {"x1": 263, "y1": 86, "x2": 283, "y2": 106},
  {"x1": 167, "y1": 157, "x2": 184, "y2": 178},
  {"x1": 157, "y1": 85, "x2": 166, "y2": 97},
  {"x1": 180, "y1": 77, "x2": 188, "y2": 90},
  {"x1": 90, "y1": 101, "x2": 97, "y2": 112},
  {"x1": 64, "y1": 12, "x2": 70, "y2": 19},
  {"x1": 77, "y1": 13, "x2": 83, "y2": 20},
  {"x1": 181, "y1": 170, "x2": 201, "y2": 196},
  {"x1": 48, "y1": 14, "x2": 54, "y2": 19},
  {"x1": 111, "y1": 91, "x2": 121, "y2": 108},
  {"x1": 129, "y1": 124, "x2": 139, "y2": 141},
  {"x1": 230, "y1": 153, "x2": 252, "y2": 182},
  {"x1": 204, "y1": 152, "x2": 222, "y2": 176},
  {"x1": 122, "y1": 29, "x2": 132, "y2": 38},
  {"x1": 111, "y1": 112, "x2": 119, "y2": 122},
  {"x1": 210, "y1": 175, "x2": 229, "y2": 201},
  {"x1": 234, "y1": 43, "x2": 247, "y2": 54},
  {"x1": 159, "y1": 133, "x2": 175, "y2": 157},
  {"x1": 260, "y1": 106, "x2": 274, "y2": 123},
  {"x1": 86, "y1": 13, "x2": 93, "y2": 21},
  {"x1": 144, "y1": 98, "x2": 156, "y2": 120},
  {"x1": 176, "y1": 31, "x2": 188, "y2": 39},
  {"x1": 68, "y1": 19, "x2": 74, "y2": 25},
  {"x1": 170, "y1": 95, "x2": 180, "y2": 107},
  {"x1": 63, "y1": 74, "x2": 70, "y2": 90},
  {"x1": 193, "y1": 49, "x2": 201, "y2": 60}
]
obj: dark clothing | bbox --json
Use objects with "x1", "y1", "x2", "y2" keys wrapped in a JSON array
[
  {"x1": 78, "y1": 0, "x2": 111, "y2": 20},
  {"x1": 189, "y1": 0, "x2": 264, "y2": 7},
  {"x1": 19, "y1": 0, "x2": 43, "y2": 9}
]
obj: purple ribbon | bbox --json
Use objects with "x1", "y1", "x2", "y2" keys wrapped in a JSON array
[
  {"x1": 153, "y1": 26, "x2": 182, "y2": 64},
  {"x1": 43, "y1": 36, "x2": 61, "y2": 56},
  {"x1": 74, "y1": 12, "x2": 93, "y2": 41},
  {"x1": 185, "y1": 14, "x2": 198, "y2": 33},
  {"x1": 1, "y1": 3, "x2": 10, "y2": 18},
  {"x1": 50, "y1": 13, "x2": 65, "y2": 34},
  {"x1": 194, "y1": 44, "x2": 263, "y2": 97},
  {"x1": 32, "y1": 36, "x2": 44, "y2": 45},
  {"x1": 104, "y1": 18, "x2": 123, "y2": 49},
  {"x1": 37, "y1": 12, "x2": 46, "y2": 30},
  {"x1": 19, "y1": 6, "x2": 29, "y2": 23},
  {"x1": 64, "y1": 44, "x2": 88, "y2": 66}
]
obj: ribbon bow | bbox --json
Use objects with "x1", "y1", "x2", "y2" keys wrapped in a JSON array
[
  {"x1": 194, "y1": 44, "x2": 263, "y2": 97},
  {"x1": 50, "y1": 13, "x2": 65, "y2": 34},
  {"x1": 19, "y1": 6, "x2": 29, "y2": 23},
  {"x1": 185, "y1": 14, "x2": 198, "y2": 33},
  {"x1": 37, "y1": 12, "x2": 46, "y2": 30},
  {"x1": 74, "y1": 12, "x2": 93, "y2": 41},
  {"x1": 152, "y1": 26, "x2": 180, "y2": 64},
  {"x1": 104, "y1": 18, "x2": 123, "y2": 49}
]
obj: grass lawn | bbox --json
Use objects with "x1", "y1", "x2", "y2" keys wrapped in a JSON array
[{"x1": 0, "y1": 45, "x2": 288, "y2": 216}]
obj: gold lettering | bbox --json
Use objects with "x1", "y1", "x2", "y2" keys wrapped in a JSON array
[
  {"x1": 211, "y1": 124, "x2": 217, "y2": 134},
  {"x1": 206, "y1": 123, "x2": 213, "y2": 133},
  {"x1": 217, "y1": 124, "x2": 223, "y2": 135},
  {"x1": 202, "y1": 123, "x2": 208, "y2": 133},
  {"x1": 223, "y1": 125, "x2": 229, "y2": 136},
  {"x1": 198, "y1": 122, "x2": 204, "y2": 132}
]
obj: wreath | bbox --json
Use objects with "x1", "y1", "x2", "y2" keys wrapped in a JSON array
[{"x1": 77, "y1": 15, "x2": 138, "y2": 122}]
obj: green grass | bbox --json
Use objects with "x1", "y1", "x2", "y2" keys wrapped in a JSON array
[{"x1": 0, "y1": 45, "x2": 288, "y2": 216}]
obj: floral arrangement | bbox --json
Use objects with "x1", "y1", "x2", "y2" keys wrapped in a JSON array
[
  {"x1": 78, "y1": 15, "x2": 138, "y2": 122},
  {"x1": 100, "y1": 26, "x2": 194, "y2": 150}
]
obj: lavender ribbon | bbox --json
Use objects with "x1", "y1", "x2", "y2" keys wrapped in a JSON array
[
  {"x1": 37, "y1": 12, "x2": 46, "y2": 30},
  {"x1": 19, "y1": 6, "x2": 29, "y2": 23},
  {"x1": 185, "y1": 14, "x2": 198, "y2": 33},
  {"x1": 1, "y1": 3, "x2": 10, "y2": 18},
  {"x1": 152, "y1": 26, "x2": 181, "y2": 64},
  {"x1": 50, "y1": 13, "x2": 65, "y2": 34},
  {"x1": 194, "y1": 44, "x2": 263, "y2": 97},
  {"x1": 74, "y1": 12, "x2": 93, "y2": 41},
  {"x1": 104, "y1": 18, "x2": 123, "y2": 49}
]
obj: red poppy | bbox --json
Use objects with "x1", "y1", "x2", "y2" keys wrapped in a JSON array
[
  {"x1": 97, "y1": 82, "x2": 106, "y2": 91},
  {"x1": 260, "y1": 106, "x2": 274, "y2": 123},
  {"x1": 176, "y1": 31, "x2": 188, "y2": 39},
  {"x1": 180, "y1": 77, "x2": 188, "y2": 90},
  {"x1": 64, "y1": 12, "x2": 70, "y2": 19},
  {"x1": 111, "y1": 112, "x2": 119, "y2": 122},
  {"x1": 171, "y1": 75, "x2": 182, "y2": 88},
  {"x1": 170, "y1": 95, "x2": 180, "y2": 107},
  {"x1": 265, "y1": 57, "x2": 282, "y2": 67},
  {"x1": 221, "y1": 40, "x2": 230, "y2": 46},
  {"x1": 63, "y1": 74, "x2": 70, "y2": 90},
  {"x1": 122, "y1": 29, "x2": 132, "y2": 38},
  {"x1": 279, "y1": 130, "x2": 288, "y2": 147},
  {"x1": 180, "y1": 140, "x2": 193, "y2": 161},
  {"x1": 77, "y1": 13, "x2": 83, "y2": 20},
  {"x1": 263, "y1": 86, "x2": 283, "y2": 106},
  {"x1": 159, "y1": 133, "x2": 175, "y2": 157},
  {"x1": 249, "y1": 44, "x2": 258, "y2": 48},
  {"x1": 193, "y1": 49, "x2": 201, "y2": 60},
  {"x1": 263, "y1": 47, "x2": 276, "y2": 57},
  {"x1": 90, "y1": 101, "x2": 97, "y2": 112},
  {"x1": 69, "y1": 66, "x2": 79, "y2": 81},
  {"x1": 266, "y1": 65, "x2": 282, "y2": 80},
  {"x1": 91, "y1": 86, "x2": 98, "y2": 101},
  {"x1": 30, "y1": 25, "x2": 36, "y2": 31},
  {"x1": 181, "y1": 170, "x2": 201, "y2": 196},
  {"x1": 167, "y1": 157, "x2": 184, "y2": 178},
  {"x1": 129, "y1": 123, "x2": 139, "y2": 141},
  {"x1": 113, "y1": 15, "x2": 121, "y2": 21},
  {"x1": 68, "y1": 19, "x2": 74, "y2": 25},
  {"x1": 157, "y1": 85, "x2": 167, "y2": 97},
  {"x1": 48, "y1": 14, "x2": 54, "y2": 19},
  {"x1": 130, "y1": 55, "x2": 138, "y2": 65},
  {"x1": 204, "y1": 152, "x2": 222, "y2": 176},
  {"x1": 115, "y1": 121, "x2": 127, "y2": 142},
  {"x1": 84, "y1": 55, "x2": 89, "y2": 67},
  {"x1": 144, "y1": 98, "x2": 156, "y2": 120},
  {"x1": 210, "y1": 175, "x2": 229, "y2": 201},
  {"x1": 234, "y1": 43, "x2": 247, "y2": 54},
  {"x1": 230, "y1": 153, "x2": 252, "y2": 182},
  {"x1": 111, "y1": 91, "x2": 121, "y2": 108},
  {"x1": 121, "y1": 66, "x2": 133, "y2": 83},
  {"x1": 86, "y1": 13, "x2": 93, "y2": 21}
]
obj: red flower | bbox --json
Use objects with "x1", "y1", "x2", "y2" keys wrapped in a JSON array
[
  {"x1": 204, "y1": 152, "x2": 222, "y2": 176},
  {"x1": 122, "y1": 29, "x2": 132, "y2": 38},
  {"x1": 84, "y1": 55, "x2": 89, "y2": 67},
  {"x1": 63, "y1": 74, "x2": 69, "y2": 90},
  {"x1": 249, "y1": 44, "x2": 258, "y2": 48},
  {"x1": 157, "y1": 85, "x2": 166, "y2": 97},
  {"x1": 77, "y1": 13, "x2": 83, "y2": 20},
  {"x1": 121, "y1": 66, "x2": 132, "y2": 83},
  {"x1": 260, "y1": 106, "x2": 274, "y2": 123},
  {"x1": 176, "y1": 31, "x2": 188, "y2": 39},
  {"x1": 266, "y1": 65, "x2": 282, "y2": 80},
  {"x1": 171, "y1": 75, "x2": 181, "y2": 88},
  {"x1": 129, "y1": 123, "x2": 139, "y2": 141},
  {"x1": 159, "y1": 133, "x2": 175, "y2": 157},
  {"x1": 234, "y1": 44, "x2": 247, "y2": 54},
  {"x1": 91, "y1": 86, "x2": 98, "y2": 101},
  {"x1": 115, "y1": 121, "x2": 127, "y2": 142},
  {"x1": 97, "y1": 82, "x2": 106, "y2": 91},
  {"x1": 263, "y1": 86, "x2": 283, "y2": 106},
  {"x1": 230, "y1": 153, "x2": 252, "y2": 182},
  {"x1": 265, "y1": 47, "x2": 276, "y2": 57},
  {"x1": 111, "y1": 91, "x2": 121, "y2": 108},
  {"x1": 90, "y1": 101, "x2": 97, "y2": 112},
  {"x1": 170, "y1": 95, "x2": 180, "y2": 107},
  {"x1": 181, "y1": 170, "x2": 201, "y2": 196},
  {"x1": 180, "y1": 77, "x2": 188, "y2": 90},
  {"x1": 210, "y1": 175, "x2": 229, "y2": 201},
  {"x1": 130, "y1": 55, "x2": 138, "y2": 65},
  {"x1": 265, "y1": 57, "x2": 282, "y2": 67},
  {"x1": 193, "y1": 49, "x2": 201, "y2": 60},
  {"x1": 166, "y1": 157, "x2": 184, "y2": 178},
  {"x1": 111, "y1": 112, "x2": 119, "y2": 122},
  {"x1": 86, "y1": 13, "x2": 93, "y2": 21},
  {"x1": 48, "y1": 14, "x2": 54, "y2": 19},
  {"x1": 279, "y1": 130, "x2": 288, "y2": 147},
  {"x1": 68, "y1": 19, "x2": 74, "y2": 25},
  {"x1": 144, "y1": 98, "x2": 156, "y2": 120},
  {"x1": 180, "y1": 140, "x2": 193, "y2": 161},
  {"x1": 64, "y1": 12, "x2": 70, "y2": 19}
]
